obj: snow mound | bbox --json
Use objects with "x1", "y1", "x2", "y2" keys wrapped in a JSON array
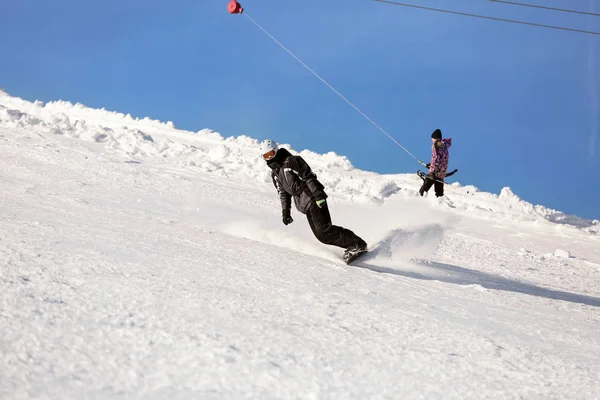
[
  {"x1": 553, "y1": 249, "x2": 572, "y2": 259},
  {"x1": 499, "y1": 187, "x2": 599, "y2": 230}
]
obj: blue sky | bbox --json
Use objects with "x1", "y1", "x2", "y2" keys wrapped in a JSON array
[{"x1": 1, "y1": 0, "x2": 599, "y2": 219}]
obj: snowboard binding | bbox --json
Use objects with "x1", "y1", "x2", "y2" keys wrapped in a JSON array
[{"x1": 343, "y1": 246, "x2": 368, "y2": 265}]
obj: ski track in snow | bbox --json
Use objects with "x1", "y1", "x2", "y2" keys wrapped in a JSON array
[{"x1": 1, "y1": 91, "x2": 600, "y2": 399}]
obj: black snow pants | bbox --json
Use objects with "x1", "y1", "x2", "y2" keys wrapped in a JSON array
[
  {"x1": 419, "y1": 176, "x2": 444, "y2": 197},
  {"x1": 306, "y1": 202, "x2": 366, "y2": 249}
]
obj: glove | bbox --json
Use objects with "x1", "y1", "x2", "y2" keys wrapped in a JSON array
[
  {"x1": 316, "y1": 199, "x2": 326, "y2": 208},
  {"x1": 282, "y1": 210, "x2": 293, "y2": 225}
]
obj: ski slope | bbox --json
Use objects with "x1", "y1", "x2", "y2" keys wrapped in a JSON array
[{"x1": 1, "y1": 90, "x2": 599, "y2": 399}]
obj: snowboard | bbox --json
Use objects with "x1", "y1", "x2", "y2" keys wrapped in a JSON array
[{"x1": 417, "y1": 168, "x2": 458, "y2": 184}]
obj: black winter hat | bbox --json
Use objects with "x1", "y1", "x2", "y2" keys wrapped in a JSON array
[{"x1": 431, "y1": 129, "x2": 442, "y2": 139}]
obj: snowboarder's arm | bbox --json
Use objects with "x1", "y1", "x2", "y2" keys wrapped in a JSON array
[
  {"x1": 279, "y1": 188, "x2": 291, "y2": 213},
  {"x1": 286, "y1": 156, "x2": 327, "y2": 201},
  {"x1": 272, "y1": 173, "x2": 291, "y2": 213}
]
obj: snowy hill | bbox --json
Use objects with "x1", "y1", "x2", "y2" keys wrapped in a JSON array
[{"x1": 1, "y1": 90, "x2": 599, "y2": 399}]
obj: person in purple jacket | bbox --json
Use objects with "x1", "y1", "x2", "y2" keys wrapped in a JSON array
[{"x1": 419, "y1": 129, "x2": 452, "y2": 197}]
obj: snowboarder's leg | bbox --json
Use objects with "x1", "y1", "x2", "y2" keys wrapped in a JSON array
[
  {"x1": 419, "y1": 177, "x2": 435, "y2": 196},
  {"x1": 434, "y1": 180, "x2": 444, "y2": 197},
  {"x1": 306, "y1": 203, "x2": 366, "y2": 249}
]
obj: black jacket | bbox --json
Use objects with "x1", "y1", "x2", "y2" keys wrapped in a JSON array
[{"x1": 267, "y1": 148, "x2": 327, "y2": 215}]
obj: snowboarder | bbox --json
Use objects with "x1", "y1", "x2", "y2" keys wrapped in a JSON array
[
  {"x1": 259, "y1": 139, "x2": 367, "y2": 263},
  {"x1": 419, "y1": 129, "x2": 452, "y2": 198}
]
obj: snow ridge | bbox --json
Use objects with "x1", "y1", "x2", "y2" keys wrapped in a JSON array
[{"x1": 0, "y1": 90, "x2": 596, "y2": 231}]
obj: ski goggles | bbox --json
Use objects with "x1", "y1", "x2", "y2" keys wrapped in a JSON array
[{"x1": 262, "y1": 149, "x2": 277, "y2": 160}]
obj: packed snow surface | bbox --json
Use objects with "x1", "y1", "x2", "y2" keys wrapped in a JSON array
[{"x1": 1, "y1": 90, "x2": 599, "y2": 399}]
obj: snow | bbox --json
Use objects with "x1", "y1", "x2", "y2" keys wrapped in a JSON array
[{"x1": 1, "y1": 89, "x2": 599, "y2": 399}]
